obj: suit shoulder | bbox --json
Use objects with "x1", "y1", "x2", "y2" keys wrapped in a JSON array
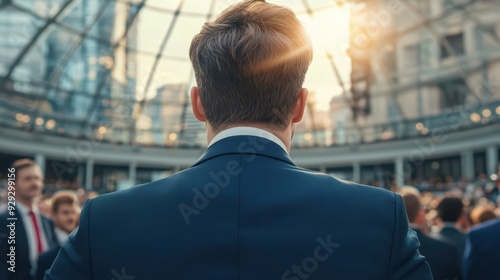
[
  {"x1": 90, "y1": 168, "x2": 193, "y2": 205},
  {"x1": 469, "y1": 218, "x2": 500, "y2": 239},
  {"x1": 324, "y1": 171, "x2": 394, "y2": 197},
  {"x1": 296, "y1": 168, "x2": 396, "y2": 201}
]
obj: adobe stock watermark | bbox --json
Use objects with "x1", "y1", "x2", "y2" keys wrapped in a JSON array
[
  {"x1": 178, "y1": 158, "x2": 242, "y2": 225},
  {"x1": 351, "y1": 0, "x2": 405, "y2": 50},
  {"x1": 282, "y1": 235, "x2": 341, "y2": 280},
  {"x1": 178, "y1": 106, "x2": 283, "y2": 225}
]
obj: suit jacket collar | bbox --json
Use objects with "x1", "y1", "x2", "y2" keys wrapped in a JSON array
[
  {"x1": 15, "y1": 208, "x2": 58, "y2": 250},
  {"x1": 193, "y1": 135, "x2": 296, "y2": 167},
  {"x1": 440, "y1": 226, "x2": 462, "y2": 235}
]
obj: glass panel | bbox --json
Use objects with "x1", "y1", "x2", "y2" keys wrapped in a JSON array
[
  {"x1": 161, "y1": 14, "x2": 206, "y2": 59},
  {"x1": 181, "y1": 0, "x2": 214, "y2": 16},
  {"x1": 12, "y1": 25, "x2": 79, "y2": 86},
  {"x1": 13, "y1": 0, "x2": 77, "y2": 19},
  {"x1": 132, "y1": 7, "x2": 175, "y2": 54},
  {"x1": 86, "y1": 0, "x2": 132, "y2": 47},
  {"x1": 58, "y1": 0, "x2": 101, "y2": 32},
  {"x1": 0, "y1": 6, "x2": 46, "y2": 76},
  {"x1": 272, "y1": 0, "x2": 310, "y2": 13}
]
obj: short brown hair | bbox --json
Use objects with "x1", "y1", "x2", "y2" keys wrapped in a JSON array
[
  {"x1": 51, "y1": 191, "x2": 78, "y2": 214},
  {"x1": 11, "y1": 159, "x2": 38, "y2": 172},
  {"x1": 399, "y1": 187, "x2": 422, "y2": 223},
  {"x1": 189, "y1": 0, "x2": 313, "y2": 132},
  {"x1": 470, "y1": 205, "x2": 496, "y2": 225}
]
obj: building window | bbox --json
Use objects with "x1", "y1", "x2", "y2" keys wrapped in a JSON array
[
  {"x1": 419, "y1": 40, "x2": 433, "y2": 67},
  {"x1": 438, "y1": 78, "x2": 468, "y2": 109},
  {"x1": 440, "y1": 33, "x2": 464, "y2": 59},
  {"x1": 402, "y1": 41, "x2": 433, "y2": 69},
  {"x1": 403, "y1": 45, "x2": 418, "y2": 68},
  {"x1": 475, "y1": 25, "x2": 498, "y2": 50}
]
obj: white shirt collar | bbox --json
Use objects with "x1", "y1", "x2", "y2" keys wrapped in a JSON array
[
  {"x1": 16, "y1": 201, "x2": 38, "y2": 216},
  {"x1": 208, "y1": 127, "x2": 288, "y2": 154},
  {"x1": 54, "y1": 227, "x2": 69, "y2": 244},
  {"x1": 409, "y1": 223, "x2": 420, "y2": 230}
]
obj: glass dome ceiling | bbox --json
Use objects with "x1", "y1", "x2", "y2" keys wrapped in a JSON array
[{"x1": 0, "y1": 0, "x2": 352, "y2": 148}]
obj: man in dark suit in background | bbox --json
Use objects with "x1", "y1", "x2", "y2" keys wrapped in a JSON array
[
  {"x1": 400, "y1": 188, "x2": 461, "y2": 280},
  {"x1": 35, "y1": 191, "x2": 80, "y2": 280},
  {"x1": 46, "y1": 1, "x2": 432, "y2": 279},
  {"x1": 431, "y1": 197, "x2": 467, "y2": 259},
  {"x1": 463, "y1": 218, "x2": 500, "y2": 280},
  {"x1": 0, "y1": 159, "x2": 58, "y2": 280}
]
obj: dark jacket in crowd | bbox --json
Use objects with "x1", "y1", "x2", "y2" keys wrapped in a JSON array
[
  {"x1": 0, "y1": 209, "x2": 57, "y2": 280},
  {"x1": 432, "y1": 226, "x2": 466, "y2": 260},
  {"x1": 463, "y1": 218, "x2": 500, "y2": 280},
  {"x1": 414, "y1": 228, "x2": 461, "y2": 280}
]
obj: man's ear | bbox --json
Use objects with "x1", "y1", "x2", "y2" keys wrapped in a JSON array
[
  {"x1": 191, "y1": 86, "x2": 206, "y2": 122},
  {"x1": 292, "y1": 88, "x2": 308, "y2": 123}
]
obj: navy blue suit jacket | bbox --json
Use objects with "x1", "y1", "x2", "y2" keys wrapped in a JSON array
[
  {"x1": 413, "y1": 229, "x2": 461, "y2": 280},
  {"x1": 431, "y1": 227, "x2": 466, "y2": 261},
  {"x1": 463, "y1": 218, "x2": 500, "y2": 280},
  {"x1": 0, "y1": 208, "x2": 57, "y2": 280},
  {"x1": 46, "y1": 135, "x2": 432, "y2": 279},
  {"x1": 35, "y1": 245, "x2": 61, "y2": 280}
]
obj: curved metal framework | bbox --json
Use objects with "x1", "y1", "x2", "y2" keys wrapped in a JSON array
[{"x1": 0, "y1": 0, "x2": 499, "y2": 149}]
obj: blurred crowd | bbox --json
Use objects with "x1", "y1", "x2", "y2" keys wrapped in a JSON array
[
  {"x1": 0, "y1": 159, "x2": 84, "y2": 279},
  {"x1": 0, "y1": 186, "x2": 97, "y2": 216},
  {"x1": 0, "y1": 158, "x2": 499, "y2": 280},
  {"x1": 399, "y1": 186, "x2": 500, "y2": 280},
  {"x1": 410, "y1": 173, "x2": 500, "y2": 203}
]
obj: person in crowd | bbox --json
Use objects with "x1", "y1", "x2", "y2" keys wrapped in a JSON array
[
  {"x1": 37, "y1": 197, "x2": 52, "y2": 218},
  {"x1": 35, "y1": 191, "x2": 80, "y2": 280},
  {"x1": 463, "y1": 217, "x2": 500, "y2": 280},
  {"x1": 0, "y1": 188, "x2": 7, "y2": 213},
  {"x1": 46, "y1": 1, "x2": 432, "y2": 279},
  {"x1": 469, "y1": 205, "x2": 497, "y2": 225},
  {"x1": 400, "y1": 188, "x2": 461, "y2": 280},
  {"x1": 0, "y1": 159, "x2": 58, "y2": 280},
  {"x1": 432, "y1": 197, "x2": 467, "y2": 259}
]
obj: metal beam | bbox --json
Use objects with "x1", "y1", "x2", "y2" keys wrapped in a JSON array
[
  {"x1": 3, "y1": 0, "x2": 76, "y2": 80},
  {"x1": 401, "y1": 0, "x2": 479, "y2": 101},
  {"x1": 372, "y1": 0, "x2": 478, "y2": 44},
  {"x1": 82, "y1": 0, "x2": 147, "y2": 129},
  {"x1": 177, "y1": 0, "x2": 216, "y2": 144},
  {"x1": 445, "y1": 0, "x2": 500, "y2": 46},
  {"x1": 128, "y1": 0, "x2": 185, "y2": 145},
  {"x1": 46, "y1": 0, "x2": 113, "y2": 91},
  {"x1": 0, "y1": 3, "x2": 187, "y2": 64},
  {"x1": 27, "y1": 0, "x2": 114, "y2": 130}
]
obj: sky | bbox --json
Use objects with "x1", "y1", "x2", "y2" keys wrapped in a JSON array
[{"x1": 135, "y1": 0, "x2": 351, "y2": 111}]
